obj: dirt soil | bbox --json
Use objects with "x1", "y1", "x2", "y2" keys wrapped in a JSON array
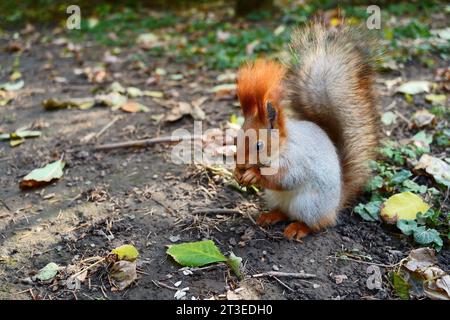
[{"x1": 0, "y1": 30, "x2": 448, "y2": 300}]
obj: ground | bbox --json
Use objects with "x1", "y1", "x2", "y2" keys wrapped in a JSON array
[{"x1": 0, "y1": 2, "x2": 448, "y2": 300}]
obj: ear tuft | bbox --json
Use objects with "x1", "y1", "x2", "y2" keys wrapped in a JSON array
[
  {"x1": 267, "y1": 101, "x2": 276, "y2": 123},
  {"x1": 236, "y1": 59, "x2": 285, "y2": 121}
]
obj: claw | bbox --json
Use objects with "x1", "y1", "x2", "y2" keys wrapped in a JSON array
[
  {"x1": 257, "y1": 211, "x2": 288, "y2": 226},
  {"x1": 283, "y1": 222, "x2": 310, "y2": 240}
]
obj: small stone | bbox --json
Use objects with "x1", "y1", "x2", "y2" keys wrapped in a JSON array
[
  {"x1": 272, "y1": 265, "x2": 279, "y2": 271},
  {"x1": 169, "y1": 235, "x2": 181, "y2": 243}
]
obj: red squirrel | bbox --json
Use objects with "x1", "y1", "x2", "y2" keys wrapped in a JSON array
[{"x1": 234, "y1": 23, "x2": 381, "y2": 240}]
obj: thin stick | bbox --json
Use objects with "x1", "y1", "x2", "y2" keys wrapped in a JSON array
[
  {"x1": 70, "y1": 258, "x2": 105, "y2": 278},
  {"x1": 252, "y1": 271, "x2": 316, "y2": 279},
  {"x1": 329, "y1": 256, "x2": 400, "y2": 268},
  {"x1": 95, "y1": 116, "x2": 120, "y2": 140},
  {"x1": 394, "y1": 110, "x2": 412, "y2": 127},
  {"x1": 0, "y1": 199, "x2": 11, "y2": 212},
  {"x1": 193, "y1": 208, "x2": 242, "y2": 215},
  {"x1": 273, "y1": 276, "x2": 295, "y2": 292},
  {"x1": 93, "y1": 134, "x2": 204, "y2": 151},
  {"x1": 152, "y1": 280, "x2": 179, "y2": 291}
]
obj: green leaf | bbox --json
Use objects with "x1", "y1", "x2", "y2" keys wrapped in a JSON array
[
  {"x1": 401, "y1": 180, "x2": 427, "y2": 194},
  {"x1": 167, "y1": 240, "x2": 227, "y2": 267},
  {"x1": 390, "y1": 170, "x2": 412, "y2": 185},
  {"x1": 366, "y1": 175, "x2": 384, "y2": 191},
  {"x1": 381, "y1": 111, "x2": 397, "y2": 125},
  {"x1": 390, "y1": 272, "x2": 410, "y2": 300},
  {"x1": 33, "y1": 262, "x2": 59, "y2": 281},
  {"x1": 111, "y1": 244, "x2": 139, "y2": 262},
  {"x1": 412, "y1": 131, "x2": 433, "y2": 153},
  {"x1": 20, "y1": 159, "x2": 65, "y2": 189},
  {"x1": 354, "y1": 201, "x2": 381, "y2": 222},
  {"x1": 227, "y1": 252, "x2": 242, "y2": 279},
  {"x1": 0, "y1": 80, "x2": 24, "y2": 91},
  {"x1": 413, "y1": 227, "x2": 441, "y2": 247},
  {"x1": 397, "y1": 219, "x2": 418, "y2": 236}
]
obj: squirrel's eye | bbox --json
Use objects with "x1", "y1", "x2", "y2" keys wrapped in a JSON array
[{"x1": 256, "y1": 140, "x2": 264, "y2": 151}]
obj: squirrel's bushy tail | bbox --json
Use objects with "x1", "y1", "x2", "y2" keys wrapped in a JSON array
[{"x1": 286, "y1": 23, "x2": 381, "y2": 206}]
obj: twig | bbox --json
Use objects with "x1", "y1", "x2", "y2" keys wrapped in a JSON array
[
  {"x1": 93, "y1": 116, "x2": 121, "y2": 141},
  {"x1": 70, "y1": 257, "x2": 105, "y2": 278},
  {"x1": 252, "y1": 271, "x2": 316, "y2": 279},
  {"x1": 93, "y1": 134, "x2": 203, "y2": 151},
  {"x1": 394, "y1": 110, "x2": 412, "y2": 127},
  {"x1": 273, "y1": 276, "x2": 295, "y2": 292},
  {"x1": 152, "y1": 280, "x2": 179, "y2": 291},
  {"x1": 0, "y1": 199, "x2": 11, "y2": 212},
  {"x1": 329, "y1": 256, "x2": 400, "y2": 268},
  {"x1": 193, "y1": 208, "x2": 242, "y2": 215}
]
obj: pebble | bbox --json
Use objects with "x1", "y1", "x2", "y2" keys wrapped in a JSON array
[{"x1": 272, "y1": 265, "x2": 279, "y2": 271}]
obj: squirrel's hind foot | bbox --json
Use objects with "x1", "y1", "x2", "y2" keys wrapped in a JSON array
[
  {"x1": 283, "y1": 222, "x2": 310, "y2": 240},
  {"x1": 257, "y1": 210, "x2": 288, "y2": 227}
]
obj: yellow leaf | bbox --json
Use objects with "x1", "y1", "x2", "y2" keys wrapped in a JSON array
[
  {"x1": 381, "y1": 192, "x2": 430, "y2": 224},
  {"x1": 111, "y1": 244, "x2": 139, "y2": 262}
]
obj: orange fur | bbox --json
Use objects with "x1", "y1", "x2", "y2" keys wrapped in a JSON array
[{"x1": 236, "y1": 59, "x2": 286, "y2": 125}]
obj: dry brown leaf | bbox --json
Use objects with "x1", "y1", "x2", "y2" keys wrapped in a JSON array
[
  {"x1": 110, "y1": 260, "x2": 137, "y2": 291},
  {"x1": 120, "y1": 101, "x2": 149, "y2": 113},
  {"x1": 411, "y1": 109, "x2": 436, "y2": 128},
  {"x1": 414, "y1": 154, "x2": 450, "y2": 187}
]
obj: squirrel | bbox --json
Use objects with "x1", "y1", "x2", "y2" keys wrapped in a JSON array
[{"x1": 234, "y1": 23, "x2": 381, "y2": 240}]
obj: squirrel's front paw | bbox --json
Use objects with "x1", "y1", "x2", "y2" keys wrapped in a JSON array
[{"x1": 239, "y1": 167, "x2": 261, "y2": 187}]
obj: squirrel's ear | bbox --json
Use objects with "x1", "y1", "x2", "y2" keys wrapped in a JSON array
[{"x1": 266, "y1": 101, "x2": 277, "y2": 128}]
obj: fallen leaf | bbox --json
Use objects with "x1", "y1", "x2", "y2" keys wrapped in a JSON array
[
  {"x1": 216, "y1": 73, "x2": 236, "y2": 82},
  {"x1": 412, "y1": 131, "x2": 433, "y2": 152},
  {"x1": 109, "y1": 260, "x2": 137, "y2": 291},
  {"x1": 164, "y1": 102, "x2": 200, "y2": 122},
  {"x1": 0, "y1": 89, "x2": 16, "y2": 106},
  {"x1": 120, "y1": 101, "x2": 149, "y2": 113},
  {"x1": 227, "y1": 252, "x2": 242, "y2": 279},
  {"x1": 396, "y1": 81, "x2": 432, "y2": 95},
  {"x1": 210, "y1": 83, "x2": 236, "y2": 99},
  {"x1": 136, "y1": 33, "x2": 159, "y2": 49},
  {"x1": 43, "y1": 97, "x2": 95, "y2": 110},
  {"x1": 390, "y1": 271, "x2": 410, "y2": 300},
  {"x1": 167, "y1": 240, "x2": 227, "y2": 267},
  {"x1": 33, "y1": 262, "x2": 59, "y2": 281},
  {"x1": 95, "y1": 92, "x2": 127, "y2": 109},
  {"x1": 126, "y1": 87, "x2": 143, "y2": 98},
  {"x1": 381, "y1": 111, "x2": 397, "y2": 125},
  {"x1": 412, "y1": 109, "x2": 435, "y2": 128},
  {"x1": 425, "y1": 94, "x2": 447, "y2": 106},
  {"x1": 0, "y1": 80, "x2": 24, "y2": 91},
  {"x1": 401, "y1": 248, "x2": 449, "y2": 300},
  {"x1": 20, "y1": 159, "x2": 65, "y2": 189},
  {"x1": 334, "y1": 274, "x2": 348, "y2": 284},
  {"x1": 404, "y1": 247, "x2": 437, "y2": 272},
  {"x1": 380, "y1": 192, "x2": 430, "y2": 224},
  {"x1": 414, "y1": 154, "x2": 450, "y2": 187},
  {"x1": 111, "y1": 244, "x2": 139, "y2": 262},
  {"x1": 431, "y1": 27, "x2": 450, "y2": 40},
  {"x1": 109, "y1": 81, "x2": 126, "y2": 94},
  {"x1": 170, "y1": 74, "x2": 184, "y2": 81},
  {"x1": 143, "y1": 90, "x2": 164, "y2": 98},
  {"x1": 0, "y1": 130, "x2": 41, "y2": 141}
]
